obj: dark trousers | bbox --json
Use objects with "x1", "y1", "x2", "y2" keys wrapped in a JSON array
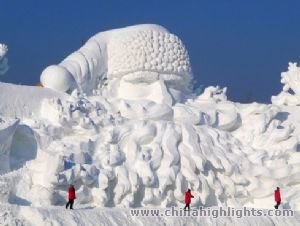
[
  {"x1": 184, "y1": 203, "x2": 190, "y2": 211},
  {"x1": 66, "y1": 199, "x2": 74, "y2": 209},
  {"x1": 274, "y1": 201, "x2": 281, "y2": 209}
]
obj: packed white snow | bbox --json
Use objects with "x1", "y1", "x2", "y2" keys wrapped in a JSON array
[
  {"x1": 0, "y1": 24, "x2": 300, "y2": 225},
  {"x1": 40, "y1": 65, "x2": 76, "y2": 92},
  {"x1": 272, "y1": 62, "x2": 300, "y2": 106}
]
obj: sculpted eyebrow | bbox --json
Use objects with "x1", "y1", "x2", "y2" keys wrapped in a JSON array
[
  {"x1": 123, "y1": 72, "x2": 159, "y2": 83},
  {"x1": 159, "y1": 73, "x2": 183, "y2": 81}
]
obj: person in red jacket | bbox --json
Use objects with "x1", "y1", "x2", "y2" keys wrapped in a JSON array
[
  {"x1": 66, "y1": 184, "x2": 76, "y2": 209},
  {"x1": 184, "y1": 189, "x2": 194, "y2": 211},
  {"x1": 274, "y1": 187, "x2": 281, "y2": 209}
]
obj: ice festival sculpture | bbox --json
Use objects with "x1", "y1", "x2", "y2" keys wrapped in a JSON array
[
  {"x1": 272, "y1": 62, "x2": 300, "y2": 106},
  {"x1": 0, "y1": 25, "x2": 300, "y2": 211},
  {"x1": 40, "y1": 24, "x2": 192, "y2": 106}
]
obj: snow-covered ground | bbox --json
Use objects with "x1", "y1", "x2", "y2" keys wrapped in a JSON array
[
  {"x1": 1, "y1": 204, "x2": 300, "y2": 226},
  {"x1": 1, "y1": 24, "x2": 300, "y2": 225}
]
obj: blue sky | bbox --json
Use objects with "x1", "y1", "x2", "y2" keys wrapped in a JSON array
[{"x1": 1, "y1": 0, "x2": 300, "y2": 102}]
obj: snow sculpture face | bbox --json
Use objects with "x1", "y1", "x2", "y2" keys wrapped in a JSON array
[
  {"x1": 40, "y1": 25, "x2": 193, "y2": 105},
  {"x1": 105, "y1": 27, "x2": 192, "y2": 105}
]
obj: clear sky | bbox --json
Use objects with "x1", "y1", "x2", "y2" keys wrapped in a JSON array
[{"x1": 1, "y1": 0, "x2": 300, "y2": 103}]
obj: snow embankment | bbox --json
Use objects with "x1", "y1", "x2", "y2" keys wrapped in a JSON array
[{"x1": 0, "y1": 82, "x2": 68, "y2": 119}]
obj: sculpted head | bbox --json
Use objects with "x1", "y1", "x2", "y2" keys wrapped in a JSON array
[
  {"x1": 40, "y1": 25, "x2": 193, "y2": 105},
  {"x1": 105, "y1": 25, "x2": 192, "y2": 105}
]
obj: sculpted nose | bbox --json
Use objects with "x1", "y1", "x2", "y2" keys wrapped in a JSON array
[{"x1": 156, "y1": 79, "x2": 173, "y2": 106}]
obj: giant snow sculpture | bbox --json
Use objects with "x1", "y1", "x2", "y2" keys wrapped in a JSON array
[{"x1": 0, "y1": 25, "x2": 300, "y2": 211}]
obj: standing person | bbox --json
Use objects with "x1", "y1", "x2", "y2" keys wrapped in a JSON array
[
  {"x1": 66, "y1": 184, "x2": 76, "y2": 209},
  {"x1": 184, "y1": 189, "x2": 194, "y2": 211},
  {"x1": 274, "y1": 187, "x2": 281, "y2": 209}
]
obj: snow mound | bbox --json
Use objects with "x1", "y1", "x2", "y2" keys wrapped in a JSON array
[{"x1": 0, "y1": 82, "x2": 68, "y2": 118}]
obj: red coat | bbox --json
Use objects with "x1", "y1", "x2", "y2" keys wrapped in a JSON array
[
  {"x1": 185, "y1": 191, "x2": 194, "y2": 204},
  {"x1": 274, "y1": 190, "x2": 281, "y2": 202},
  {"x1": 68, "y1": 186, "x2": 76, "y2": 200}
]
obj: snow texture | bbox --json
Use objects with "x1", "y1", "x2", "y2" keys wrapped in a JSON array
[
  {"x1": 41, "y1": 24, "x2": 192, "y2": 100},
  {"x1": 40, "y1": 65, "x2": 76, "y2": 92},
  {"x1": 272, "y1": 62, "x2": 300, "y2": 106},
  {"x1": 0, "y1": 204, "x2": 299, "y2": 226},
  {"x1": 0, "y1": 24, "x2": 300, "y2": 225},
  {"x1": 0, "y1": 43, "x2": 9, "y2": 75}
]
